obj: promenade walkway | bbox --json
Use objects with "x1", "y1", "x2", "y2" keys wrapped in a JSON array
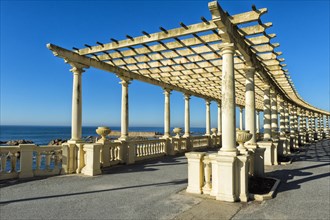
[{"x1": 1, "y1": 140, "x2": 329, "y2": 220}]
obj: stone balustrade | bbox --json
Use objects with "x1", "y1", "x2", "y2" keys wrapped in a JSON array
[
  {"x1": 0, "y1": 144, "x2": 62, "y2": 180},
  {"x1": 130, "y1": 139, "x2": 167, "y2": 161},
  {"x1": 0, "y1": 134, "x2": 222, "y2": 179}
]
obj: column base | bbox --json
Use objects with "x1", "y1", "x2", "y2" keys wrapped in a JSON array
[{"x1": 258, "y1": 141, "x2": 276, "y2": 166}]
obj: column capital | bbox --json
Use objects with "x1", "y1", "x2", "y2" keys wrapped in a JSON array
[
  {"x1": 118, "y1": 76, "x2": 132, "y2": 85},
  {"x1": 217, "y1": 101, "x2": 221, "y2": 108},
  {"x1": 68, "y1": 61, "x2": 89, "y2": 74},
  {"x1": 219, "y1": 43, "x2": 235, "y2": 55},
  {"x1": 184, "y1": 93, "x2": 191, "y2": 100},
  {"x1": 205, "y1": 99, "x2": 211, "y2": 105},
  {"x1": 163, "y1": 88, "x2": 172, "y2": 95}
]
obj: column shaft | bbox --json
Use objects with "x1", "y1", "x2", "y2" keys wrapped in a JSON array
[
  {"x1": 271, "y1": 89, "x2": 278, "y2": 138},
  {"x1": 239, "y1": 106, "x2": 244, "y2": 130},
  {"x1": 279, "y1": 99, "x2": 285, "y2": 137},
  {"x1": 220, "y1": 44, "x2": 237, "y2": 152},
  {"x1": 263, "y1": 86, "x2": 271, "y2": 140},
  {"x1": 245, "y1": 68, "x2": 256, "y2": 144},
  {"x1": 256, "y1": 111, "x2": 260, "y2": 134},
  {"x1": 205, "y1": 100, "x2": 211, "y2": 136},
  {"x1": 119, "y1": 78, "x2": 130, "y2": 140},
  {"x1": 163, "y1": 89, "x2": 171, "y2": 138},
  {"x1": 284, "y1": 102, "x2": 289, "y2": 133},
  {"x1": 217, "y1": 102, "x2": 222, "y2": 135},
  {"x1": 184, "y1": 94, "x2": 191, "y2": 137},
  {"x1": 70, "y1": 65, "x2": 85, "y2": 141}
]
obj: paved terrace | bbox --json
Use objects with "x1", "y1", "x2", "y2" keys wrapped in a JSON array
[{"x1": 1, "y1": 140, "x2": 329, "y2": 220}]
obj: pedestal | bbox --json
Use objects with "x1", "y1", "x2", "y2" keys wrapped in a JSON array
[
  {"x1": 258, "y1": 141, "x2": 276, "y2": 166},
  {"x1": 186, "y1": 152, "x2": 205, "y2": 194},
  {"x1": 215, "y1": 152, "x2": 239, "y2": 202}
]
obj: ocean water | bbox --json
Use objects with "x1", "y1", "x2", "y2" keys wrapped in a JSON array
[{"x1": 0, "y1": 125, "x2": 207, "y2": 145}]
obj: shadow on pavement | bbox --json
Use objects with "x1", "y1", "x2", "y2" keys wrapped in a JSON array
[
  {"x1": 267, "y1": 139, "x2": 330, "y2": 195},
  {"x1": 0, "y1": 178, "x2": 187, "y2": 205}
]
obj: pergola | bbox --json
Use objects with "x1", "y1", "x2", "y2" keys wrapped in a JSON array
[
  {"x1": 47, "y1": 1, "x2": 329, "y2": 202},
  {"x1": 48, "y1": 2, "x2": 329, "y2": 120}
]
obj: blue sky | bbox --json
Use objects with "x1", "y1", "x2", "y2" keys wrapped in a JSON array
[{"x1": 1, "y1": 0, "x2": 329, "y2": 128}]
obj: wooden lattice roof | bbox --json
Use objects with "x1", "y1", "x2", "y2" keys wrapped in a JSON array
[{"x1": 47, "y1": 1, "x2": 329, "y2": 116}]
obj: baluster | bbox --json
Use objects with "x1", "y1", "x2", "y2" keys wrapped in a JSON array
[
  {"x1": 35, "y1": 151, "x2": 40, "y2": 171},
  {"x1": 115, "y1": 146, "x2": 120, "y2": 160},
  {"x1": 135, "y1": 144, "x2": 139, "y2": 157},
  {"x1": 152, "y1": 143, "x2": 155, "y2": 154},
  {"x1": 11, "y1": 152, "x2": 17, "y2": 172},
  {"x1": 1, "y1": 154, "x2": 6, "y2": 173},
  {"x1": 202, "y1": 156, "x2": 212, "y2": 194},
  {"x1": 111, "y1": 146, "x2": 115, "y2": 161},
  {"x1": 45, "y1": 152, "x2": 51, "y2": 170}
]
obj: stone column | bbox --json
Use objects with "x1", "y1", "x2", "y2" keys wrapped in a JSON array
[
  {"x1": 183, "y1": 94, "x2": 191, "y2": 138},
  {"x1": 244, "y1": 67, "x2": 256, "y2": 145},
  {"x1": 256, "y1": 111, "x2": 260, "y2": 134},
  {"x1": 279, "y1": 99, "x2": 285, "y2": 137},
  {"x1": 163, "y1": 88, "x2": 171, "y2": 138},
  {"x1": 217, "y1": 101, "x2": 222, "y2": 135},
  {"x1": 119, "y1": 77, "x2": 131, "y2": 141},
  {"x1": 219, "y1": 44, "x2": 237, "y2": 153},
  {"x1": 270, "y1": 88, "x2": 278, "y2": 139},
  {"x1": 69, "y1": 63, "x2": 88, "y2": 142},
  {"x1": 239, "y1": 106, "x2": 244, "y2": 130},
  {"x1": 263, "y1": 85, "x2": 271, "y2": 141},
  {"x1": 311, "y1": 112, "x2": 316, "y2": 139},
  {"x1": 205, "y1": 100, "x2": 211, "y2": 136},
  {"x1": 284, "y1": 101, "x2": 289, "y2": 133},
  {"x1": 326, "y1": 116, "x2": 330, "y2": 137}
]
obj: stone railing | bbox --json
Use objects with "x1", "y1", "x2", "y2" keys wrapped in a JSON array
[
  {"x1": 0, "y1": 144, "x2": 62, "y2": 180},
  {"x1": 190, "y1": 136, "x2": 210, "y2": 149},
  {"x1": 129, "y1": 139, "x2": 167, "y2": 161},
  {"x1": 172, "y1": 138, "x2": 189, "y2": 153},
  {"x1": 0, "y1": 133, "x2": 223, "y2": 179}
]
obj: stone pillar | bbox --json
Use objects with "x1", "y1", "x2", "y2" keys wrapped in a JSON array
[
  {"x1": 279, "y1": 98, "x2": 285, "y2": 137},
  {"x1": 320, "y1": 115, "x2": 324, "y2": 139},
  {"x1": 278, "y1": 99, "x2": 288, "y2": 156},
  {"x1": 256, "y1": 111, "x2": 260, "y2": 134},
  {"x1": 326, "y1": 116, "x2": 330, "y2": 138},
  {"x1": 69, "y1": 63, "x2": 88, "y2": 142},
  {"x1": 263, "y1": 85, "x2": 271, "y2": 141},
  {"x1": 19, "y1": 144, "x2": 35, "y2": 178},
  {"x1": 81, "y1": 143, "x2": 102, "y2": 176},
  {"x1": 163, "y1": 88, "x2": 171, "y2": 138},
  {"x1": 290, "y1": 105, "x2": 297, "y2": 149},
  {"x1": 186, "y1": 152, "x2": 206, "y2": 194},
  {"x1": 205, "y1": 100, "x2": 211, "y2": 136},
  {"x1": 311, "y1": 113, "x2": 316, "y2": 140},
  {"x1": 183, "y1": 94, "x2": 191, "y2": 138},
  {"x1": 270, "y1": 88, "x2": 278, "y2": 139},
  {"x1": 217, "y1": 102, "x2": 222, "y2": 135},
  {"x1": 284, "y1": 101, "x2": 289, "y2": 133},
  {"x1": 239, "y1": 106, "x2": 244, "y2": 130},
  {"x1": 119, "y1": 77, "x2": 131, "y2": 141},
  {"x1": 219, "y1": 44, "x2": 237, "y2": 153},
  {"x1": 244, "y1": 67, "x2": 256, "y2": 145}
]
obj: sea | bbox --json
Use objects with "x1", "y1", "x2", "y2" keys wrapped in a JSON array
[{"x1": 0, "y1": 125, "x2": 207, "y2": 146}]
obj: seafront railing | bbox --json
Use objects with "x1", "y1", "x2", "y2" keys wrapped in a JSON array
[
  {"x1": 0, "y1": 144, "x2": 62, "y2": 180},
  {"x1": 0, "y1": 134, "x2": 221, "y2": 179}
]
